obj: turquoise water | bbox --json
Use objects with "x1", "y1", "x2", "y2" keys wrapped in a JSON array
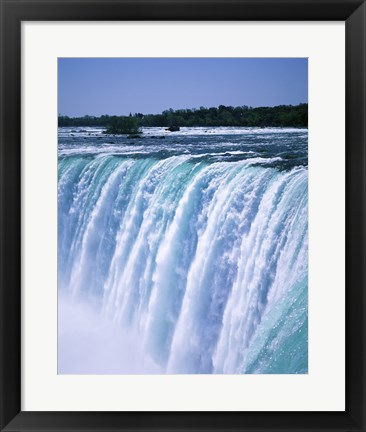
[{"x1": 58, "y1": 127, "x2": 308, "y2": 374}]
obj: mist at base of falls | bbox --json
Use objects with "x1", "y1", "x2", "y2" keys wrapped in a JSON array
[{"x1": 58, "y1": 296, "x2": 163, "y2": 374}]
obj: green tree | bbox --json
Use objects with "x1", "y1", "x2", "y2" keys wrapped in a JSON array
[{"x1": 105, "y1": 116, "x2": 141, "y2": 134}]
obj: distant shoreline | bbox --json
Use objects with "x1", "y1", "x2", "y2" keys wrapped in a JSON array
[{"x1": 59, "y1": 103, "x2": 308, "y2": 129}]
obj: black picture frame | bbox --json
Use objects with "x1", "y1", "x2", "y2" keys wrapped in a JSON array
[{"x1": 1, "y1": 1, "x2": 365, "y2": 431}]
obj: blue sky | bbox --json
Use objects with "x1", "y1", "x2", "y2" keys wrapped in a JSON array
[{"x1": 58, "y1": 58, "x2": 308, "y2": 117}]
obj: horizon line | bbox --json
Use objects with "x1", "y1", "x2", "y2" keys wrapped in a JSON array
[{"x1": 58, "y1": 102, "x2": 308, "y2": 118}]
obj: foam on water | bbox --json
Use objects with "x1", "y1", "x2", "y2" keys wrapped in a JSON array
[{"x1": 58, "y1": 126, "x2": 308, "y2": 138}]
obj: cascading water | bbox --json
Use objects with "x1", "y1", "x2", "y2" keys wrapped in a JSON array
[{"x1": 58, "y1": 127, "x2": 308, "y2": 374}]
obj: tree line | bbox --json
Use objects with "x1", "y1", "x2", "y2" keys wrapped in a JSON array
[{"x1": 58, "y1": 103, "x2": 308, "y2": 132}]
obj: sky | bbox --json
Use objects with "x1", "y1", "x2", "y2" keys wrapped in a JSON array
[{"x1": 58, "y1": 58, "x2": 308, "y2": 117}]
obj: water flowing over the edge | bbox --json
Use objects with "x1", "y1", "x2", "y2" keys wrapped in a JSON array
[{"x1": 58, "y1": 154, "x2": 308, "y2": 374}]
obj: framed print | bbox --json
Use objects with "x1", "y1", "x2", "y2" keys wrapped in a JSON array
[{"x1": 0, "y1": 0, "x2": 365, "y2": 431}]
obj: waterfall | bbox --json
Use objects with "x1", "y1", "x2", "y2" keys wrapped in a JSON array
[{"x1": 58, "y1": 153, "x2": 308, "y2": 374}]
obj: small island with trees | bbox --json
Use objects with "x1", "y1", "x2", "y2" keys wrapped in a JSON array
[{"x1": 58, "y1": 103, "x2": 308, "y2": 135}]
